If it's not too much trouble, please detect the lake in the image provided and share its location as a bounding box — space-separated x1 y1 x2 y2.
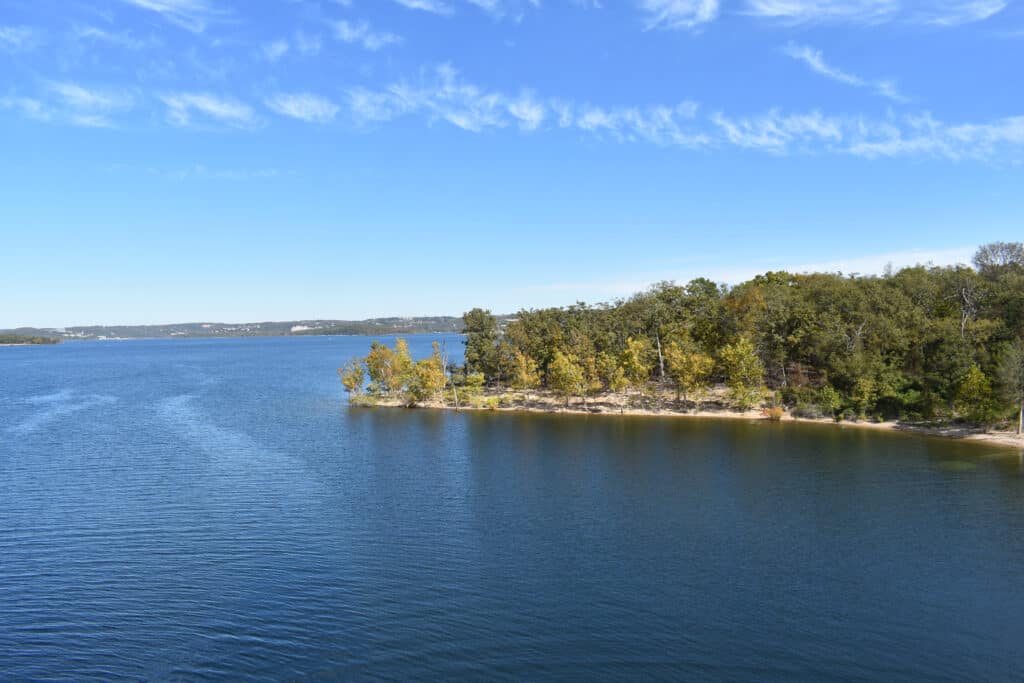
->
1 336 1023 681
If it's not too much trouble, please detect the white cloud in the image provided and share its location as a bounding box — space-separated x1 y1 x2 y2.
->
507 91 546 131
160 92 255 127
0 25 39 51
73 25 150 50
1 83 133 128
333 20 401 51
389 0 540 17
391 0 455 14
746 0 898 22
265 93 339 123
0 96 51 122
639 0 720 30
49 82 135 111
116 0 218 33
920 0 1008 25
344 64 1024 160
711 109 843 151
348 64 707 144
746 0 1007 25
782 42 909 102
262 39 289 61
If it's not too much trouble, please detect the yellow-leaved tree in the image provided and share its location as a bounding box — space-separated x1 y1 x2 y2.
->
720 336 765 410
664 337 714 408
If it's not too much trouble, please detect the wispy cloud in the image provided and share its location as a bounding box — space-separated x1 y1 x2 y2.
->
920 0 1008 25
116 0 219 33
389 0 540 17
332 20 402 51
746 0 898 23
0 25 39 51
0 82 133 128
638 0 720 30
391 0 456 14
0 96 51 122
262 39 289 61
344 64 1024 160
349 64 706 144
160 92 255 127
746 0 1007 25
782 42 909 102
72 25 151 50
265 93 339 123
49 82 135 111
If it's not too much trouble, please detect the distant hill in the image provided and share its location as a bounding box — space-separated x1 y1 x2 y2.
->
0 316 515 341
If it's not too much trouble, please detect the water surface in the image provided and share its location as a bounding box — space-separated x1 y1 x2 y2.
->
1 337 1023 681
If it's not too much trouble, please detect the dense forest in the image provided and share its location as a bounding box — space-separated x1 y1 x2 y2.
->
341 242 1024 433
0 334 60 345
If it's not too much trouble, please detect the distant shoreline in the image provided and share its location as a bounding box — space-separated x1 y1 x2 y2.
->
353 388 1024 451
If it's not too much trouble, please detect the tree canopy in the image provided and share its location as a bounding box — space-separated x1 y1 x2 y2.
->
344 243 1024 428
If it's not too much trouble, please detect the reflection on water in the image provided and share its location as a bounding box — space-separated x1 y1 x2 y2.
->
1 336 1022 681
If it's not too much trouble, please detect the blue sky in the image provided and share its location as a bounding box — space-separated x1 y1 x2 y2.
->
1 0 1023 327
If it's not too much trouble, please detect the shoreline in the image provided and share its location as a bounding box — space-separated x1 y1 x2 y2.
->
353 388 1024 451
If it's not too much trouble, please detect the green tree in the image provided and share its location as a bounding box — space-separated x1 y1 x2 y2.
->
955 364 999 427
620 336 654 401
338 357 365 396
998 338 1024 434
818 385 843 419
663 337 714 407
392 338 415 395
365 341 396 395
974 241 1024 277
720 336 765 410
548 350 585 407
509 349 541 393
463 308 499 380
402 342 446 405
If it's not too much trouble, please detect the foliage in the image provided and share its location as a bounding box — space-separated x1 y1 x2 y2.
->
0 334 59 345
408 343 447 405
955 365 1000 426
344 339 451 407
663 336 714 405
508 349 541 392
338 357 365 395
720 336 765 410
998 338 1024 433
547 350 586 407
463 308 500 379
347 242 1024 427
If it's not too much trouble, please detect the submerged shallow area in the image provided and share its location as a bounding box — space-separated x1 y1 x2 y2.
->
1 336 1023 681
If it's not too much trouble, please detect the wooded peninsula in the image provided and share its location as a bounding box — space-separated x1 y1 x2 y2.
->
340 242 1024 440
0 334 60 346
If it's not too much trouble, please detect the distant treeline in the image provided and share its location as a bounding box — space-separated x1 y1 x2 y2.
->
0 334 60 345
343 242 1024 431
3 316 506 341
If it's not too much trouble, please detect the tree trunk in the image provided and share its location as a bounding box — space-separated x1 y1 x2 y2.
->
1018 402 1022 435
656 332 665 380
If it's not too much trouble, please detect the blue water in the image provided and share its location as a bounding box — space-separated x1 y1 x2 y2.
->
1 336 1023 681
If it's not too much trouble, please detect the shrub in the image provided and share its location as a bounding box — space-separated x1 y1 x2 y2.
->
791 403 823 419
762 406 785 421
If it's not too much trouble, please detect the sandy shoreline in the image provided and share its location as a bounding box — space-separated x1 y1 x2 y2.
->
354 388 1024 451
